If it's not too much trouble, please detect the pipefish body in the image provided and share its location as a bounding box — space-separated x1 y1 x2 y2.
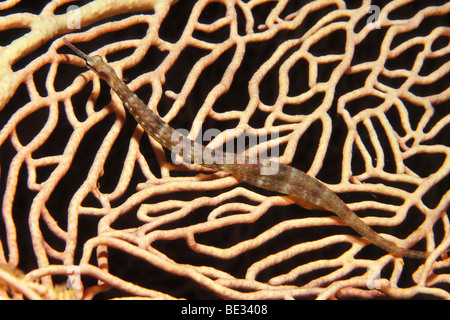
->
63 38 429 259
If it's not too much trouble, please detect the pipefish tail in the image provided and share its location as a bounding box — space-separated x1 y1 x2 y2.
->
63 38 429 259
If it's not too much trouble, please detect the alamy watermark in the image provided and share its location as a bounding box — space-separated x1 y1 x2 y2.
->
66 265 82 290
170 124 280 175
366 265 382 290
367 5 381 30
66 5 81 30
365 264 399 291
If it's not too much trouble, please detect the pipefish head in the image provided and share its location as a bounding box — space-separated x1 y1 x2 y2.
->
63 38 114 83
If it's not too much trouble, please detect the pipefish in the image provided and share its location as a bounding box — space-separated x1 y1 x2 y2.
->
63 38 429 259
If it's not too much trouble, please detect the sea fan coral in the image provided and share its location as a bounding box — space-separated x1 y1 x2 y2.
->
0 0 449 299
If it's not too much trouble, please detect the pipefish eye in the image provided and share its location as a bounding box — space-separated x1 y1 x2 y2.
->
86 56 103 68
90 55 104 64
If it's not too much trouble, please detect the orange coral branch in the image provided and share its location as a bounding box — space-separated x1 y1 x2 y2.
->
0 0 449 299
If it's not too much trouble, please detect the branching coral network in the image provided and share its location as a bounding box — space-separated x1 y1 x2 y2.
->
0 0 449 299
